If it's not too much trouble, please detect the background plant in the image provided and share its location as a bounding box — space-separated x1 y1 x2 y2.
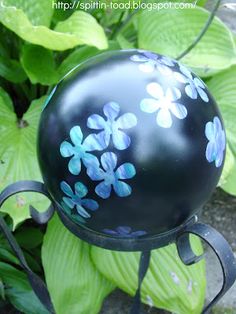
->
0 0 236 313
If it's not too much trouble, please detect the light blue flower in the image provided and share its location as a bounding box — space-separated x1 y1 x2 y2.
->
178 65 209 102
87 152 136 199
140 82 187 128
103 226 147 237
60 126 100 175
60 181 99 218
130 51 175 75
87 102 137 150
60 201 86 224
205 117 226 168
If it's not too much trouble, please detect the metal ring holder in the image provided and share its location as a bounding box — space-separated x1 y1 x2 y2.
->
0 181 236 314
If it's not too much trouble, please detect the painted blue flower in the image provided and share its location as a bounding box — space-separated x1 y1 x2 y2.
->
205 117 226 168
60 181 99 218
103 226 147 237
130 51 175 75
60 201 86 224
87 102 137 150
140 82 187 128
60 126 100 175
87 152 136 199
178 65 209 102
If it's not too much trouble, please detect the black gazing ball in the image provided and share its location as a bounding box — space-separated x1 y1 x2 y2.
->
37 50 226 246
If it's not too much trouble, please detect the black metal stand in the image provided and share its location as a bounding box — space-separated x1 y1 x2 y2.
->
0 180 236 314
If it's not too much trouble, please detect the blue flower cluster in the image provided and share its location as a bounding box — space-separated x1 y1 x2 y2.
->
60 102 137 223
130 51 209 129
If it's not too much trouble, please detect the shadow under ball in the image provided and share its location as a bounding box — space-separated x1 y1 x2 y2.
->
37 49 226 244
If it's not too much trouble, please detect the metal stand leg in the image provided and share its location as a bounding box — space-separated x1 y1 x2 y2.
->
0 181 56 313
176 222 236 313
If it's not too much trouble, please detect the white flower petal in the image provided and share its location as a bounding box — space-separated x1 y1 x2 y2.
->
146 82 163 99
156 109 172 128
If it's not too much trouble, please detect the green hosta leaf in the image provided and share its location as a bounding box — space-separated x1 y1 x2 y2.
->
91 237 206 314
21 44 59 85
0 5 108 51
42 214 115 314
0 55 27 83
0 262 49 314
54 11 107 49
117 34 135 49
58 41 120 79
207 66 236 195
2 0 53 27
137 7 236 77
0 89 49 228
58 46 100 79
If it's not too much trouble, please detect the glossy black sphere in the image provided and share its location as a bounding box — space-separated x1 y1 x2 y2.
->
37 50 226 242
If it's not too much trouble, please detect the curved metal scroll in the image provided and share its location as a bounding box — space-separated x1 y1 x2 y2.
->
176 222 236 314
0 181 56 313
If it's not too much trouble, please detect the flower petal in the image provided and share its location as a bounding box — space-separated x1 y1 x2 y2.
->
101 152 117 171
81 198 99 211
62 196 74 209
116 163 136 179
113 130 131 150
60 141 74 157
170 103 187 119
74 182 88 198
130 54 148 62
87 166 105 181
143 51 158 60
83 133 107 151
185 84 197 99
95 182 112 199
198 88 209 103
139 62 154 73
156 108 172 128
157 64 172 76
213 117 222 133
215 152 224 168
70 126 83 145
87 114 106 130
114 181 132 197
103 102 120 120
76 205 91 218
60 181 73 196
146 82 163 99
161 56 175 67
103 229 118 235
131 230 147 237
68 156 81 175
82 153 100 170
205 121 215 141
179 64 192 79
166 87 181 101
116 226 131 235
174 72 188 83
194 77 205 89
116 113 137 129
140 98 159 113
206 141 216 163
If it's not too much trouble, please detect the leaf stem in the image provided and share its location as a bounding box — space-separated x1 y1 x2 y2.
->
110 7 141 40
176 0 221 60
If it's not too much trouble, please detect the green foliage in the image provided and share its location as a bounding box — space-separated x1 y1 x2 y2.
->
0 1 236 313
91 236 205 314
21 45 59 85
0 4 108 51
0 262 49 314
42 214 115 314
137 7 236 77
0 91 49 228
207 66 236 195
